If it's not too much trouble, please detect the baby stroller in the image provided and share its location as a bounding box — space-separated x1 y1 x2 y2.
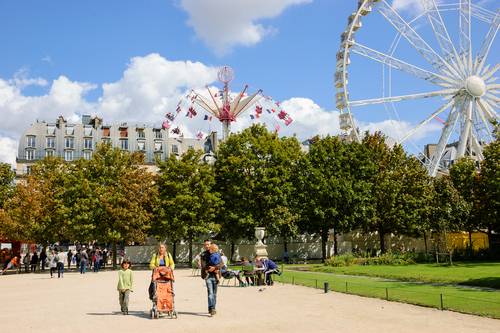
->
149 266 178 319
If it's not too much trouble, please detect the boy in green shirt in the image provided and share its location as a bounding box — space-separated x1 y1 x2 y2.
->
117 260 133 315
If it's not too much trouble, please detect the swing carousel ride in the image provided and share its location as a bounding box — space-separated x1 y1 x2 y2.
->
336 0 499 176
161 66 294 141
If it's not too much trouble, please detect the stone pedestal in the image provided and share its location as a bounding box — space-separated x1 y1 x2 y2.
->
254 227 268 258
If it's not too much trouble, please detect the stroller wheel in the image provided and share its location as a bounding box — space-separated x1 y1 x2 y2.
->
172 311 178 319
150 309 154 319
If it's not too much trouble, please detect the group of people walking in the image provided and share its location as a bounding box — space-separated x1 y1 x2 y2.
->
116 240 281 318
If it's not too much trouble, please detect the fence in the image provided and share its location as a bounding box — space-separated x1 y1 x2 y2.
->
273 270 500 319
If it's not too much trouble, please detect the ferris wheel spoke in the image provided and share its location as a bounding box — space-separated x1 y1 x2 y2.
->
421 0 461 71
474 9 500 74
480 98 499 120
348 89 456 107
398 99 454 143
475 100 494 142
483 64 500 81
429 105 461 176
471 4 497 24
351 42 456 86
378 0 461 79
459 0 472 71
456 98 473 158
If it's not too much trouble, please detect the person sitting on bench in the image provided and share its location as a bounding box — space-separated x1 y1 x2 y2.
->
255 256 281 286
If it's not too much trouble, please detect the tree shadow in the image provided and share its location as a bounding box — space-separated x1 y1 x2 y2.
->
458 277 500 290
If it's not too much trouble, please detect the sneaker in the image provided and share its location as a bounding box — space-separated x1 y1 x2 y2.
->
212 309 216 315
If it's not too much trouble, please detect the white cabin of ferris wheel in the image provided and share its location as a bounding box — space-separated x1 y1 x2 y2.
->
465 75 487 97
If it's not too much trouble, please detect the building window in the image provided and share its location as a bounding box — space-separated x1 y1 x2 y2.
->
26 165 32 175
137 129 145 139
120 139 128 150
46 137 55 149
83 151 92 160
47 125 56 135
102 137 111 145
137 141 145 151
65 137 74 149
154 129 162 139
64 150 73 161
119 128 128 138
84 138 93 149
171 144 179 154
66 126 74 135
154 151 163 161
27 135 36 148
102 127 110 137
154 142 162 152
45 150 55 158
25 150 35 160
84 126 92 137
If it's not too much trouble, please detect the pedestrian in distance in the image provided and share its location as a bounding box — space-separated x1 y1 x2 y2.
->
22 252 30 273
117 260 133 315
80 248 88 274
56 249 66 278
49 250 57 278
30 251 39 273
39 248 47 272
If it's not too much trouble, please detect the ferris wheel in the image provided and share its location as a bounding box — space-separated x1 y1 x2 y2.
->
336 0 499 176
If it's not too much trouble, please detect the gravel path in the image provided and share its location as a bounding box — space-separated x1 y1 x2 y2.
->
0 269 499 333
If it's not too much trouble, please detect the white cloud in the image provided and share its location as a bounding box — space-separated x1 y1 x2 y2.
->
98 53 218 124
0 137 17 167
359 118 442 145
9 68 48 89
392 0 424 12
180 0 312 55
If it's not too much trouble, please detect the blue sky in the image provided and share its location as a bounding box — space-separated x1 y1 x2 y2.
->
0 0 498 165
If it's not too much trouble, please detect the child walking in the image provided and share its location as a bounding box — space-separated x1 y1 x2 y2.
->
117 260 133 315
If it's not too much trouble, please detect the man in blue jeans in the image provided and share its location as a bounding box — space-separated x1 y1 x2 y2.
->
202 241 222 317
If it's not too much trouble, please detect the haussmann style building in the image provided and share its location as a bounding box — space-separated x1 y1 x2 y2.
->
16 115 216 177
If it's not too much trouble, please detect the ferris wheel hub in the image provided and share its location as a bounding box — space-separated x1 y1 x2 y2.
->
465 75 486 97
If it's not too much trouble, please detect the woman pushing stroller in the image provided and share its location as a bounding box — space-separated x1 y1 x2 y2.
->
148 243 177 319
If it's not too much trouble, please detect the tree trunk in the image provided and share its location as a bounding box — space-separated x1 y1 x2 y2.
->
333 231 338 256
230 242 235 262
487 225 493 257
112 242 117 270
423 231 428 254
321 229 328 262
172 242 177 263
468 231 473 256
378 229 386 254
188 238 193 264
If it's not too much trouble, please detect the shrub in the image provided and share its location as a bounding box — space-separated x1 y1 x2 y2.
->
325 252 417 267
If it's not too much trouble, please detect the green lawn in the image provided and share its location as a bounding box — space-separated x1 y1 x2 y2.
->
308 262 500 289
273 267 500 319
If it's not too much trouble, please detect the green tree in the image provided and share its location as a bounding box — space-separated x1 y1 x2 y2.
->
6 157 69 244
85 144 158 268
427 176 467 262
215 124 303 256
476 135 500 251
449 157 476 251
154 149 222 263
0 163 15 209
296 136 367 260
360 133 431 253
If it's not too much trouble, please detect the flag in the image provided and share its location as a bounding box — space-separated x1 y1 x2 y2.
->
162 120 171 130
271 109 276 113
274 124 281 132
278 110 287 120
166 112 175 121
266 109 271 114
285 117 293 126
250 115 255 120
255 106 263 114
276 101 281 107
204 115 209 120
196 131 204 140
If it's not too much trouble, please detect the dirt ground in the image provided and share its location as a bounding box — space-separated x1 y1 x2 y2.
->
0 269 499 333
